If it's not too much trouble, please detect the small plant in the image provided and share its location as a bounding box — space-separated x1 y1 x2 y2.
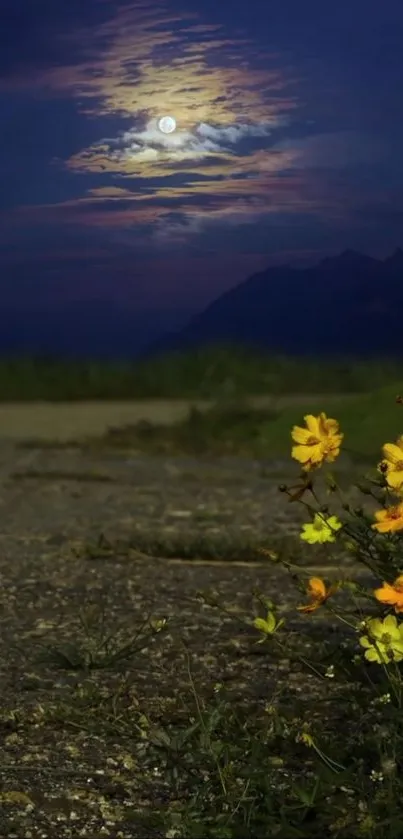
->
33 600 168 671
155 396 403 837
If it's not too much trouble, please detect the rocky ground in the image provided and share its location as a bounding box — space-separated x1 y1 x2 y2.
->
0 439 376 837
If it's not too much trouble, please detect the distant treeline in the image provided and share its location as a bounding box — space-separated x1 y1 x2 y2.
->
0 346 401 400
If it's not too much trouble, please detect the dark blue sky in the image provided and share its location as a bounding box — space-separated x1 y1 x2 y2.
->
1 0 402 327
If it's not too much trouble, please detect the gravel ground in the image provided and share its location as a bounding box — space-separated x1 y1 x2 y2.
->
0 442 376 838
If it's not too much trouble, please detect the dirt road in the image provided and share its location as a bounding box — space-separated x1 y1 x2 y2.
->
0 394 356 441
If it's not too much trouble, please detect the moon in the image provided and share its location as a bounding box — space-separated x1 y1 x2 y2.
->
158 115 176 134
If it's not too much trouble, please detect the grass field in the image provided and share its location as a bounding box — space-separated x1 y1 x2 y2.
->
1 349 403 837
12 382 403 466
0 346 402 399
99 383 403 462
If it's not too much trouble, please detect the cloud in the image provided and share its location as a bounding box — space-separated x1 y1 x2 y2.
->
84 117 276 175
197 122 273 144
0 0 297 122
273 130 387 169
3 0 397 264
87 186 134 198
1 0 309 247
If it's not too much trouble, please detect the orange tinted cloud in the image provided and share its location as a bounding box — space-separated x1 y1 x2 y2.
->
5 0 355 242
4 1 296 123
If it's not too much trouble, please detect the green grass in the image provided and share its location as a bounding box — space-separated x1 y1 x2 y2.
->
74 530 305 564
71 384 403 464
269 384 403 460
0 347 402 400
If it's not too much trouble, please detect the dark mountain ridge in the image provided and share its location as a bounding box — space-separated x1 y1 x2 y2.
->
147 248 403 358
1 248 402 360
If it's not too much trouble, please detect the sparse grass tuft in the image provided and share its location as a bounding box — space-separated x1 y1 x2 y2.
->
74 530 304 564
74 385 403 463
31 601 168 672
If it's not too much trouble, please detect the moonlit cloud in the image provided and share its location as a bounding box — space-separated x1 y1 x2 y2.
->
7 0 369 247
196 122 274 144
48 0 307 239
88 117 276 172
1 0 402 316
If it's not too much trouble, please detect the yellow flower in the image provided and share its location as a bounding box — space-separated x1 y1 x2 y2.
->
297 576 339 613
372 503 403 533
379 437 403 492
300 513 342 544
291 413 343 471
374 575 403 613
359 614 403 664
253 610 284 636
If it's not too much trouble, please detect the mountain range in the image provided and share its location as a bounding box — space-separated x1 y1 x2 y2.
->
1 248 403 359
147 248 403 358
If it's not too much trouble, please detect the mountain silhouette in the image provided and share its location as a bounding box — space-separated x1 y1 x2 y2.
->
147 249 403 357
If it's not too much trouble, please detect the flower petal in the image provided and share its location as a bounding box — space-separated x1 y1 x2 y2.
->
386 471 403 489
291 425 314 444
374 583 399 605
304 415 321 436
300 527 317 543
327 516 342 531
254 617 270 633
291 444 313 462
382 442 403 464
367 618 382 636
307 577 326 598
383 614 400 634
309 447 328 465
318 414 340 435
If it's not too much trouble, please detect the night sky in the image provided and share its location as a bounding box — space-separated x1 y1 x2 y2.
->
1 0 403 339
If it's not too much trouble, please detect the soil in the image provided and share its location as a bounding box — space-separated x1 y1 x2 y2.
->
0 440 376 838
0 394 358 441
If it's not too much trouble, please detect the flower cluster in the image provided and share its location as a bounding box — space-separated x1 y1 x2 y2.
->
255 409 403 667
291 412 343 471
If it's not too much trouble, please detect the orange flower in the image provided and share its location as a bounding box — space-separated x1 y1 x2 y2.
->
374 575 403 613
297 577 338 613
291 413 343 471
372 503 403 533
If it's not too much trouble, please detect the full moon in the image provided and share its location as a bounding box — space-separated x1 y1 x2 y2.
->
158 115 176 134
